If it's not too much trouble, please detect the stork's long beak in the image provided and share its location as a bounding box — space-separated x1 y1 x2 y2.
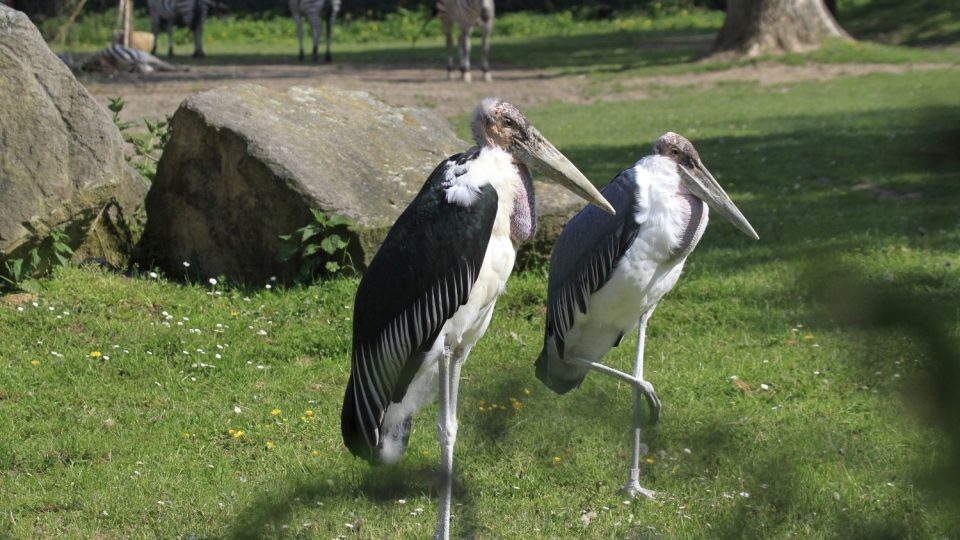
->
518 127 616 215
679 160 759 240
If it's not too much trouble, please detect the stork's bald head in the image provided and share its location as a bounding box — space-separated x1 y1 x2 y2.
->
654 132 702 171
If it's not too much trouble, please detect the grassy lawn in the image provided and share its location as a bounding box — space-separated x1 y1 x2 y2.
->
5 5 960 539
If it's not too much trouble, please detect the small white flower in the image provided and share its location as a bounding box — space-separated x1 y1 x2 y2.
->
183 262 190 268
265 284 272 290
149 271 158 279
17 306 24 312
760 384 769 391
739 491 750 498
209 278 218 286
234 405 242 414
257 329 268 336
215 353 222 359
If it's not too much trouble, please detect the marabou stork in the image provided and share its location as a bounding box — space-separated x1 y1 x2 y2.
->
341 98 615 540
535 132 758 498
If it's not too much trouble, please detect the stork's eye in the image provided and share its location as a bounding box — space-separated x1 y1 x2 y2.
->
671 148 679 156
503 117 516 128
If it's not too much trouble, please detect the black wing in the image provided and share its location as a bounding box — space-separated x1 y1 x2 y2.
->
535 167 643 392
341 150 498 463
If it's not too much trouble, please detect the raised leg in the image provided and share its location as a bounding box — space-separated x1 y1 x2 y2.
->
568 357 661 423
434 344 459 540
459 25 472 82
294 14 305 60
623 307 657 499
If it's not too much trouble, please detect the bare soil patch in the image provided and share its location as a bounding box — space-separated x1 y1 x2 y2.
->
80 60 946 125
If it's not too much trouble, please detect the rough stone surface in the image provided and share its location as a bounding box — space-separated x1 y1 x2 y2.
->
140 83 595 282
0 5 148 269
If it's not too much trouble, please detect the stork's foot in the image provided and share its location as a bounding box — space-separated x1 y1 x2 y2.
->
192 50 205 59
446 69 455 81
623 480 656 499
298 50 305 61
622 468 655 499
324 52 332 63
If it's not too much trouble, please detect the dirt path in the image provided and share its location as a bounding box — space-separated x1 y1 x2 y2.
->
81 61 948 125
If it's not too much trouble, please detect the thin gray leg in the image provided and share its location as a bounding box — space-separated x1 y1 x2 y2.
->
623 307 656 499
434 345 457 540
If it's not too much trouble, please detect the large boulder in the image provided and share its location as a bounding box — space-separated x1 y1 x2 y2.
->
0 6 148 273
140 84 593 283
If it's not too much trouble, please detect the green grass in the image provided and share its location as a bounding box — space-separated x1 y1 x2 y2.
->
3 60 960 537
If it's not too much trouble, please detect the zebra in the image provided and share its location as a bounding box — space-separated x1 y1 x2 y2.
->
147 0 209 58
437 0 495 82
289 0 341 63
81 43 179 73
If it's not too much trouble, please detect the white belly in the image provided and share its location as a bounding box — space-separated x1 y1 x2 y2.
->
561 222 692 363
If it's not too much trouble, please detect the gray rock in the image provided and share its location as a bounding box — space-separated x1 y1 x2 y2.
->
140 83 592 283
0 5 148 271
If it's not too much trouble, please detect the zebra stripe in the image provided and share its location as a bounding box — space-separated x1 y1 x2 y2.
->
81 44 178 73
147 0 208 58
437 0 495 82
289 0 342 62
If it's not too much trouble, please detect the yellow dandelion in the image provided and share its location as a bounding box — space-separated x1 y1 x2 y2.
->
645 457 655 465
311 450 321 457
553 456 562 464
89 351 102 358
522 388 531 396
304 410 314 418
479 406 487 412
232 430 245 439
803 334 814 340
228 428 237 436
265 441 275 450
511 401 522 411
229 311 241 317
271 409 282 416
30 359 40 366
182 432 191 439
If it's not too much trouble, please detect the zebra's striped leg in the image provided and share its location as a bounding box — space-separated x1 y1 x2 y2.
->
480 20 492 82
443 20 455 80
324 11 335 63
192 23 205 58
294 14 305 60
309 12 321 62
458 25 472 83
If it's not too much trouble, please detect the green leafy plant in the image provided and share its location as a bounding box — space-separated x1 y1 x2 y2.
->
278 210 355 280
108 97 172 182
1 230 75 293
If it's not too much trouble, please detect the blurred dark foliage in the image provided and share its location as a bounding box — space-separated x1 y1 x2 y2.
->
805 258 960 522
19 0 726 19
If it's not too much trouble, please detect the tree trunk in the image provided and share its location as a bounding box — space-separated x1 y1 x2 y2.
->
713 0 850 56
